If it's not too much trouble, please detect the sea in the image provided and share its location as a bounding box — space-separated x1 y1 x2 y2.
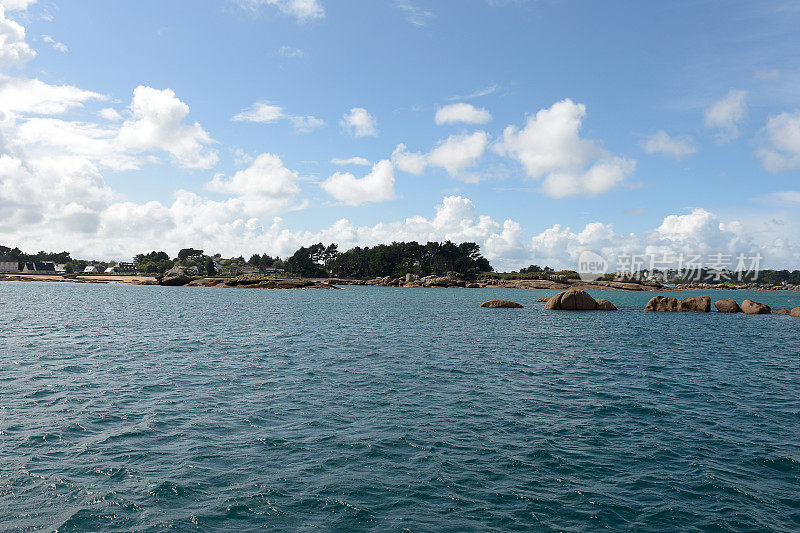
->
1 282 799 531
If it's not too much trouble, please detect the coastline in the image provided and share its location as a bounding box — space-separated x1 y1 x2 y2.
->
2 272 798 291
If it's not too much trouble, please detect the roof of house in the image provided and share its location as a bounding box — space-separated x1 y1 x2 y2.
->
0 255 17 262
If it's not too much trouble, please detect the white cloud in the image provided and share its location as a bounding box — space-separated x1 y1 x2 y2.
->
278 45 304 58
340 107 377 137
762 190 800 206
435 102 491 125
98 107 122 121
641 130 697 160
42 35 67 53
117 86 218 169
0 76 105 114
0 6 35 69
391 143 428 175
704 89 747 143
5 85 216 171
428 131 489 179
237 0 324 21
0 1 37 10
755 110 800 172
233 101 323 133
320 159 395 205
289 114 324 133
233 101 285 123
494 99 635 198
395 0 434 26
447 84 500 101
331 156 370 166
205 153 301 215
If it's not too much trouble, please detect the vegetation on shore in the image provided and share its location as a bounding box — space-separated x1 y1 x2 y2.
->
4 243 800 287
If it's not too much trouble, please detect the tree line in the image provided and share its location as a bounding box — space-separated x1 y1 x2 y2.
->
287 241 493 278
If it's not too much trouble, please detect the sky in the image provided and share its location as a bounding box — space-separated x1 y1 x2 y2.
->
1 0 800 271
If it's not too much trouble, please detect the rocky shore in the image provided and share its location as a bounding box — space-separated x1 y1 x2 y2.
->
327 273 665 291
153 266 338 289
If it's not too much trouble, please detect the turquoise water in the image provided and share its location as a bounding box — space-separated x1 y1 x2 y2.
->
1 282 800 531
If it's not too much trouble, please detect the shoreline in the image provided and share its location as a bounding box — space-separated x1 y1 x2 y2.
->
2 272 798 291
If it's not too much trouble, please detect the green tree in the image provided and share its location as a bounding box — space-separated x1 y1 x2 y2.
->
205 257 216 276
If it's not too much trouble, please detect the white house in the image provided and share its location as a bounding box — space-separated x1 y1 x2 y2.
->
84 265 100 273
0 255 18 273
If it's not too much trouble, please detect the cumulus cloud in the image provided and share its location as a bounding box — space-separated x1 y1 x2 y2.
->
233 101 285 123
755 110 800 172
391 143 428 175
340 107 377 137
42 35 67 53
641 130 697 160
289 114 324 133
704 89 747 143
0 76 105 114
233 101 323 133
428 131 489 179
0 1 37 10
116 86 218 169
236 0 324 21
494 99 635 198
390 132 490 181
0 5 35 69
98 107 122 121
320 159 395 205
206 153 300 200
435 102 491 125
331 156 370 166
2 84 216 171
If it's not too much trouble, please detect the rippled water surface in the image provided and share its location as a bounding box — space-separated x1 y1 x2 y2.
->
1 282 800 531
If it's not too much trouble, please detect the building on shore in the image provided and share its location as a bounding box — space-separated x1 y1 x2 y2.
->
83 265 100 274
103 262 139 274
0 255 19 273
261 267 286 276
22 262 56 273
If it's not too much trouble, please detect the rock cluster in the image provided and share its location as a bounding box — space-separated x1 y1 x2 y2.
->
714 300 741 313
645 296 791 316
544 289 615 310
741 299 771 314
480 300 524 308
157 266 192 286
645 295 711 312
157 269 337 290
644 296 681 312
596 298 618 311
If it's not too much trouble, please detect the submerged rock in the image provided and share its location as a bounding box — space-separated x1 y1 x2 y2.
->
480 299 524 308
774 308 791 314
679 295 711 312
595 298 617 311
645 295 680 312
742 299 771 314
545 289 598 310
715 300 741 313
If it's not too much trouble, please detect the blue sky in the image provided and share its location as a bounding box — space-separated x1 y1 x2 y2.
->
2 0 800 269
